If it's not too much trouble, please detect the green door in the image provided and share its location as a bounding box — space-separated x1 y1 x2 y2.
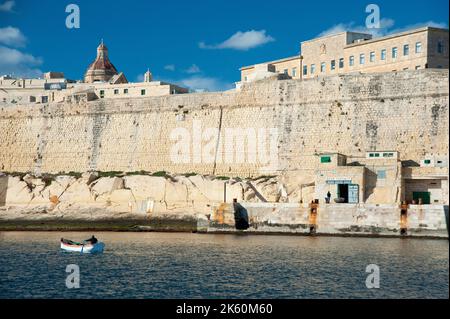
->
412 192 430 204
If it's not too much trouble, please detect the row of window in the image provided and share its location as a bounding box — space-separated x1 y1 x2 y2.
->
282 67 297 77
303 42 428 75
99 88 146 98
368 152 395 158
29 96 48 103
423 159 444 165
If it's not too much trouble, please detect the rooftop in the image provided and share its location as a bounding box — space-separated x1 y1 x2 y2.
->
240 26 449 71
240 55 301 71
300 30 372 45
345 26 449 48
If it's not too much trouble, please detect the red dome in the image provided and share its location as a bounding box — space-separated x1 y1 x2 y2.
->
84 41 118 83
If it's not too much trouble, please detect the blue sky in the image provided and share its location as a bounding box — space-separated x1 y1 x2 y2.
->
0 0 448 91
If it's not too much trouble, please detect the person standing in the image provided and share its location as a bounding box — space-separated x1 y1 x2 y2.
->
325 191 331 203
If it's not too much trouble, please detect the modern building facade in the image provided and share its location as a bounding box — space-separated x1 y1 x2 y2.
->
240 27 449 82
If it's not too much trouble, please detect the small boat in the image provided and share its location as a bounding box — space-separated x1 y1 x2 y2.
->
60 238 105 254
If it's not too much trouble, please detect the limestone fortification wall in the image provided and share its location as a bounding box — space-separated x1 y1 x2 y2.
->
0 69 448 177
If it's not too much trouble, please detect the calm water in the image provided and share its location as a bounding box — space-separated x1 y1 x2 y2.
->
0 231 448 299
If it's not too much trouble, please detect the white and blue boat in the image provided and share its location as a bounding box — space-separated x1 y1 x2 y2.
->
60 238 105 253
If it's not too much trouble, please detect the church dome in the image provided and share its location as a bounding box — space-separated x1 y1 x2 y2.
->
84 41 118 83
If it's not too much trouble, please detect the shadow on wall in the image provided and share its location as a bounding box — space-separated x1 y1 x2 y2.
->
401 160 420 167
364 169 378 202
233 200 249 230
0 176 7 206
444 205 449 237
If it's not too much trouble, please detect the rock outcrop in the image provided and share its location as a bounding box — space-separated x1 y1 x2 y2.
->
0 172 311 223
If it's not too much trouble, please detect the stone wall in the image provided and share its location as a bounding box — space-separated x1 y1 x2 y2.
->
1 172 446 237
0 69 448 178
208 202 449 238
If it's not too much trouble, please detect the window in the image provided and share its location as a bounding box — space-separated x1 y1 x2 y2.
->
292 67 297 77
114 89 119 95
176 113 185 121
321 156 331 163
359 53 365 65
303 65 308 76
244 76 247 82
424 159 431 164
311 64 316 74
283 69 288 75
383 152 394 157
415 42 422 53
392 47 398 59
320 62 326 73
415 65 421 70
349 55 354 66
124 88 128 94
437 41 444 53
331 60 336 70
403 44 409 56
99 90 104 98
339 58 344 68
141 89 146 96
370 51 375 62
377 170 386 179
381 49 386 60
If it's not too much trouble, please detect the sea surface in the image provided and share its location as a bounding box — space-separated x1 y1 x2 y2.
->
0 231 448 299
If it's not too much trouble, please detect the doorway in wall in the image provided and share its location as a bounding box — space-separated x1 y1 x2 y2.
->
337 184 349 203
412 192 431 204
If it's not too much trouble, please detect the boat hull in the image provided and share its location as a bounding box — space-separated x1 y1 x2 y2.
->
60 242 105 253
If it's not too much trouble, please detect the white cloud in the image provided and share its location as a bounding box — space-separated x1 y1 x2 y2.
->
179 76 233 92
388 21 448 35
0 45 43 78
317 19 447 39
0 26 26 47
199 30 275 51
164 64 175 71
0 26 44 78
185 64 201 74
317 18 395 38
0 1 15 12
